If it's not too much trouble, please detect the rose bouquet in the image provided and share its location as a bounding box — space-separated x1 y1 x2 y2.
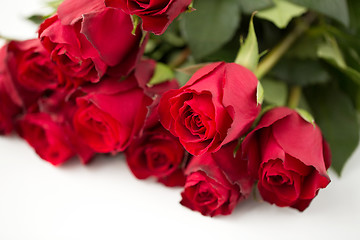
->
0 0 359 217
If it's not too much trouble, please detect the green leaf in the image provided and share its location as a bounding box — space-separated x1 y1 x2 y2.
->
348 0 360 32
286 30 324 59
180 0 241 60
317 35 360 85
256 82 264 105
239 0 274 14
27 15 46 25
235 14 259 72
306 86 359 175
288 0 349 26
147 63 175 86
295 108 315 126
256 0 307 29
271 58 330 86
317 35 346 68
261 78 288 106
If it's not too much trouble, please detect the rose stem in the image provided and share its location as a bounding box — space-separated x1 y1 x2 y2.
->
287 86 302 109
255 13 317 79
169 47 191 68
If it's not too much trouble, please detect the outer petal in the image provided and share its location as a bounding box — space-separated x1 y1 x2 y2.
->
81 77 152 150
183 62 224 87
58 0 106 25
322 138 332 170
212 141 254 196
158 168 186 187
158 89 181 132
105 0 128 11
141 15 170 35
81 8 143 69
17 113 75 166
252 107 294 132
272 110 329 178
242 107 295 177
222 64 260 144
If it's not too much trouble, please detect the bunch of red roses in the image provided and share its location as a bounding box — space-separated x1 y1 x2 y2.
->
0 0 331 217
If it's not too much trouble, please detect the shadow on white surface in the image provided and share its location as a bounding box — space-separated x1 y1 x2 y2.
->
1 135 360 240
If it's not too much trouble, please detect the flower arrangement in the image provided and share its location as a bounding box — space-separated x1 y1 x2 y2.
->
1 0 359 217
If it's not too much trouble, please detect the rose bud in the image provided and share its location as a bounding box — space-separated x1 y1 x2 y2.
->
126 124 186 187
105 0 192 35
180 142 253 217
16 90 94 166
39 0 146 83
73 76 152 153
242 107 331 211
158 62 261 156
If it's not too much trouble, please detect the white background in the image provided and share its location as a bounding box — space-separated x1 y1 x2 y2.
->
1 1 360 239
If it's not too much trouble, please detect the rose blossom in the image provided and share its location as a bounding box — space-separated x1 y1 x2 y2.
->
0 39 61 134
105 0 192 35
17 90 94 165
124 59 184 186
158 61 261 156
73 76 152 153
241 107 331 211
39 0 145 83
18 113 76 165
180 142 253 216
126 124 186 187
6 39 60 91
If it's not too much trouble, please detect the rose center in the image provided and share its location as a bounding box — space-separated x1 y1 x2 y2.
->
268 175 285 185
143 147 173 173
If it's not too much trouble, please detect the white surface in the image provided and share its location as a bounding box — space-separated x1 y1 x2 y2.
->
1 1 360 239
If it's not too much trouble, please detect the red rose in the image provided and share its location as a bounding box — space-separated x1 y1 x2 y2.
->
180 142 253 216
105 0 192 35
242 107 331 211
126 124 186 187
6 39 60 92
159 62 260 156
73 76 152 153
39 0 145 83
0 38 59 134
17 113 76 166
0 44 23 134
17 90 94 165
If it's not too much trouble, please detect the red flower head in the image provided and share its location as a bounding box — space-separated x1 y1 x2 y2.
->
39 0 146 84
242 107 331 211
159 62 261 156
181 142 253 216
105 0 192 35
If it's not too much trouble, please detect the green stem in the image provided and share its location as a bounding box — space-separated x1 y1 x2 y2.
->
168 47 191 68
254 13 316 79
287 86 302 109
